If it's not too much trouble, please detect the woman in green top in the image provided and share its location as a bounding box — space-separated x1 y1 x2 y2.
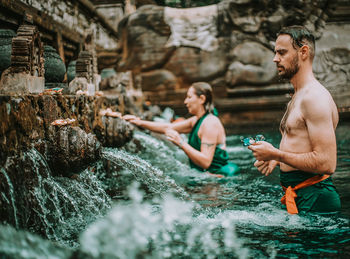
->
123 82 239 176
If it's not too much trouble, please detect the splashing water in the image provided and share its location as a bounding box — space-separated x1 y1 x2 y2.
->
102 147 190 200
80 182 249 259
0 224 72 259
0 167 19 229
2 148 112 248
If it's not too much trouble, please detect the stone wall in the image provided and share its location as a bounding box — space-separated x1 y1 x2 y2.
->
18 0 120 49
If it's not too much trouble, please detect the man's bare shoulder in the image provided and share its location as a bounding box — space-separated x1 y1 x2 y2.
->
300 82 338 121
300 81 331 102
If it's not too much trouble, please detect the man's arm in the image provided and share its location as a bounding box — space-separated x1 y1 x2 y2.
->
279 94 337 173
249 95 337 174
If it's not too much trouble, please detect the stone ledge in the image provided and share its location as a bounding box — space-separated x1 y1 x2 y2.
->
0 94 135 166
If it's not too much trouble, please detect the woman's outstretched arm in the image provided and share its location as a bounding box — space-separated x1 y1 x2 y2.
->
123 114 195 134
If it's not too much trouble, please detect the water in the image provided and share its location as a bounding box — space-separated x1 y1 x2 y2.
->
0 167 19 229
0 123 349 258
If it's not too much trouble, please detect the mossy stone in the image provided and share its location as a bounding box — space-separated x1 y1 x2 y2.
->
101 68 116 80
67 60 76 83
0 29 16 76
44 45 66 84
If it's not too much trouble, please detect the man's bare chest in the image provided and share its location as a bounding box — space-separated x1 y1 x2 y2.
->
285 108 306 132
280 98 306 133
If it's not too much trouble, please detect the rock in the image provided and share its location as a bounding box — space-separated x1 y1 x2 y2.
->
117 5 173 71
141 69 178 92
0 70 44 94
164 44 228 83
68 77 88 94
94 116 134 148
225 41 276 86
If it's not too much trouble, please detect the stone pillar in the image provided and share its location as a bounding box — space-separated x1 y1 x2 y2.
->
84 29 100 92
0 25 44 94
68 50 95 95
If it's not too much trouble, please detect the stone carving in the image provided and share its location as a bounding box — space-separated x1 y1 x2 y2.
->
225 41 276 86
117 5 173 71
141 69 178 92
76 51 94 83
164 5 219 51
10 25 44 77
68 51 94 94
94 116 134 148
314 48 350 92
0 94 139 165
84 30 101 90
46 125 101 177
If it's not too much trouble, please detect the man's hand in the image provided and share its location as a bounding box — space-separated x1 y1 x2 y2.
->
248 141 279 161
254 160 279 176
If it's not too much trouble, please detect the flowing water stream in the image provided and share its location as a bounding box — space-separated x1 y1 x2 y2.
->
0 123 349 258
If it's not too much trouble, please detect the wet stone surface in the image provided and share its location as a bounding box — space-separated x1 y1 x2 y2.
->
0 94 136 172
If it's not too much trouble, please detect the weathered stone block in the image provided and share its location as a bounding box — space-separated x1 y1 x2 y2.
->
0 71 44 94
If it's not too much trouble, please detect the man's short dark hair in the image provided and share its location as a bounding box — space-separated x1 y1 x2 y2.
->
277 25 315 60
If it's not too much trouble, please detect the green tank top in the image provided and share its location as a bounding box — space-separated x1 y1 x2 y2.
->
188 112 230 174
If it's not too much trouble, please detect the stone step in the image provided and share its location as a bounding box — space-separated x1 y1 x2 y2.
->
215 95 290 112
226 83 293 97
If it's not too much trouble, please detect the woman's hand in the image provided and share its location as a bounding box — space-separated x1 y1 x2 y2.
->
165 128 183 147
122 114 142 126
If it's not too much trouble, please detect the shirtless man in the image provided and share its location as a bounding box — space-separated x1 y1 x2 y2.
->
248 26 341 214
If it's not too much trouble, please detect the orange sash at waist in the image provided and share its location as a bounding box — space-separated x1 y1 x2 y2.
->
281 174 330 214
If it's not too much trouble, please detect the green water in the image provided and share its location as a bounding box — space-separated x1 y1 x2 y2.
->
0 123 349 258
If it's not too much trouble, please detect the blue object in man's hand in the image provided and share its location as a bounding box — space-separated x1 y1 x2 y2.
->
240 135 265 146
